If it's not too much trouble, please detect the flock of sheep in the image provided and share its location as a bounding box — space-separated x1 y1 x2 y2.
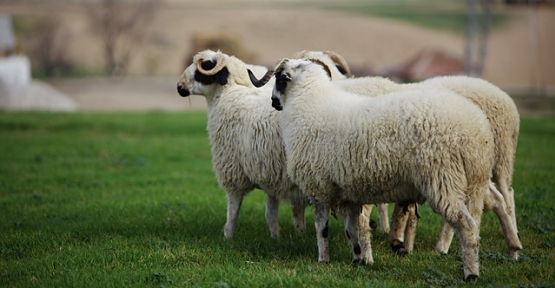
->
176 49 522 281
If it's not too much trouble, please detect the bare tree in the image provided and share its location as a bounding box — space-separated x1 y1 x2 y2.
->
27 17 74 77
87 0 158 77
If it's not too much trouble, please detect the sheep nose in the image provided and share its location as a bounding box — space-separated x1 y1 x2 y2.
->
177 83 190 97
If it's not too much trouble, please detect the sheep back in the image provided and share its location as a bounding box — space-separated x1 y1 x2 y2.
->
282 86 494 208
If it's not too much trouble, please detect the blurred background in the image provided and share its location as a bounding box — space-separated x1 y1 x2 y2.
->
0 0 553 114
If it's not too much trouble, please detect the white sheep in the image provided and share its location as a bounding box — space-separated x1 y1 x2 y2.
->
296 50 521 257
292 51 391 235
176 50 310 239
332 74 522 258
250 58 495 281
422 75 521 257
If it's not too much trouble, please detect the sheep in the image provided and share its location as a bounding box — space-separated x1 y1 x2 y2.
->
331 74 522 259
422 75 521 257
292 50 391 235
176 50 310 239
249 58 495 281
294 50 521 258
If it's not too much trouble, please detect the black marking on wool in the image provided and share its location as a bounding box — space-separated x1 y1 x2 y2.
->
275 72 290 94
322 221 329 238
345 230 351 240
390 239 404 252
353 243 361 255
271 98 283 111
194 66 230 86
401 202 412 214
401 201 420 218
465 275 479 282
390 239 408 256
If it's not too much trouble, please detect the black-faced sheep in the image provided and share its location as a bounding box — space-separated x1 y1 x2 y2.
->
250 58 495 281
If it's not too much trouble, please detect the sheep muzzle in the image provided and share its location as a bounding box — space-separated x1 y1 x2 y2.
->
177 83 190 97
271 97 283 111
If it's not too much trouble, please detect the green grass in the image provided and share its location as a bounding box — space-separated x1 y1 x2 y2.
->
1 111 554 287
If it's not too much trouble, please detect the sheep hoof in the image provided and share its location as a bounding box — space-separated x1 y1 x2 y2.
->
318 260 330 264
395 247 408 257
390 239 405 254
509 249 520 260
464 274 479 282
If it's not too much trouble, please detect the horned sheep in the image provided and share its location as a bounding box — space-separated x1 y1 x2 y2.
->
176 49 310 239
250 58 495 281
293 50 391 235
295 51 522 259
333 74 522 259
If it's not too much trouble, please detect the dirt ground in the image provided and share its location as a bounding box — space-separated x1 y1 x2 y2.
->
1 1 554 112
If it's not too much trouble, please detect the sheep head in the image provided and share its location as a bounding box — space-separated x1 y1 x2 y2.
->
176 50 231 97
292 50 352 79
248 58 332 111
193 51 230 86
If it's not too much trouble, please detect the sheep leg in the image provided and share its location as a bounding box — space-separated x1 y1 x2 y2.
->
488 182 522 259
498 179 519 245
444 194 483 281
377 203 390 233
496 176 518 233
402 203 418 253
435 223 455 255
314 201 330 263
291 203 306 232
343 204 365 264
456 206 482 281
265 195 280 238
389 203 409 255
224 193 244 239
358 204 374 264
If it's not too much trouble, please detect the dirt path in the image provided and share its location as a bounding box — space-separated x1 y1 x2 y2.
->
2 1 554 112
48 77 207 111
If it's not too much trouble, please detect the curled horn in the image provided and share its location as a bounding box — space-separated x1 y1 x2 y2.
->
324 50 352 77
196 54 226 76
292 50 309 59
308 58 332 80
248 59 288 88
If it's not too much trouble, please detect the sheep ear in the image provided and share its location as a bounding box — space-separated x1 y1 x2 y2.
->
216 67 229 85
276 72 291 82
282 73 291 81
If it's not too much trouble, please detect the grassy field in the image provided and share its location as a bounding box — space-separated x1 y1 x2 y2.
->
1 111 554 287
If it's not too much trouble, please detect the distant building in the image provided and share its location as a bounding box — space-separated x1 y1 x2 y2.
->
381 48 466 82
0 14 76 111
0 14 31 102
0 14 15 56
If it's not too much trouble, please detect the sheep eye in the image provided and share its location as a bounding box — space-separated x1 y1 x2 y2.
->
277 73 291 82
276 75 289 93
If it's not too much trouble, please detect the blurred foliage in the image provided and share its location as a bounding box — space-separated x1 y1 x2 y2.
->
11 15 78 78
